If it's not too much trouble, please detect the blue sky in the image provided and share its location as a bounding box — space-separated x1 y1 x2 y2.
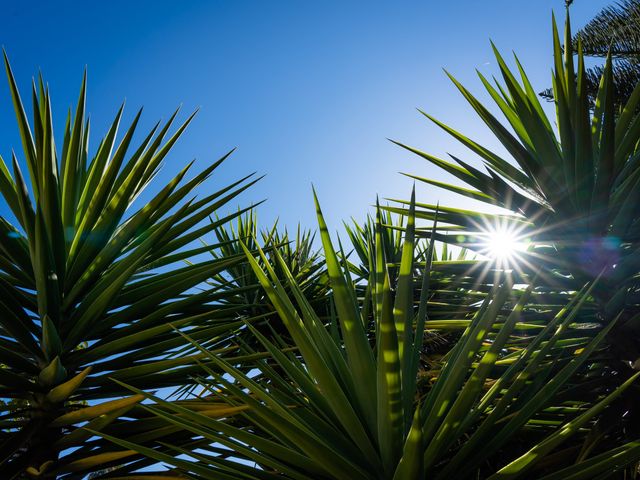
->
0 0 608 234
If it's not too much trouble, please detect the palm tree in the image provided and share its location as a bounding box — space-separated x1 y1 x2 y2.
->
0 54 260 478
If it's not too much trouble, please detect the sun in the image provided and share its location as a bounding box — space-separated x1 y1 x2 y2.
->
481 227 528 263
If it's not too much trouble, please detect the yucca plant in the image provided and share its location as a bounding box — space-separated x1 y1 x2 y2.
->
345 207 419 282
393 13 640 360
345 209 482 362
207 211 327 314
202 212 329 354
96 191 640 479
385 12 640 469
344 209 499 326
0 55 260 478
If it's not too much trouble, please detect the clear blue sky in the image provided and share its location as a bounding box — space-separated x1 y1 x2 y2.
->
0 0 608 234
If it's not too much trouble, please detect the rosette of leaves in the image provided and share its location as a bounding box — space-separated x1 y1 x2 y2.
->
0 54 259 478
393 14 640 360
